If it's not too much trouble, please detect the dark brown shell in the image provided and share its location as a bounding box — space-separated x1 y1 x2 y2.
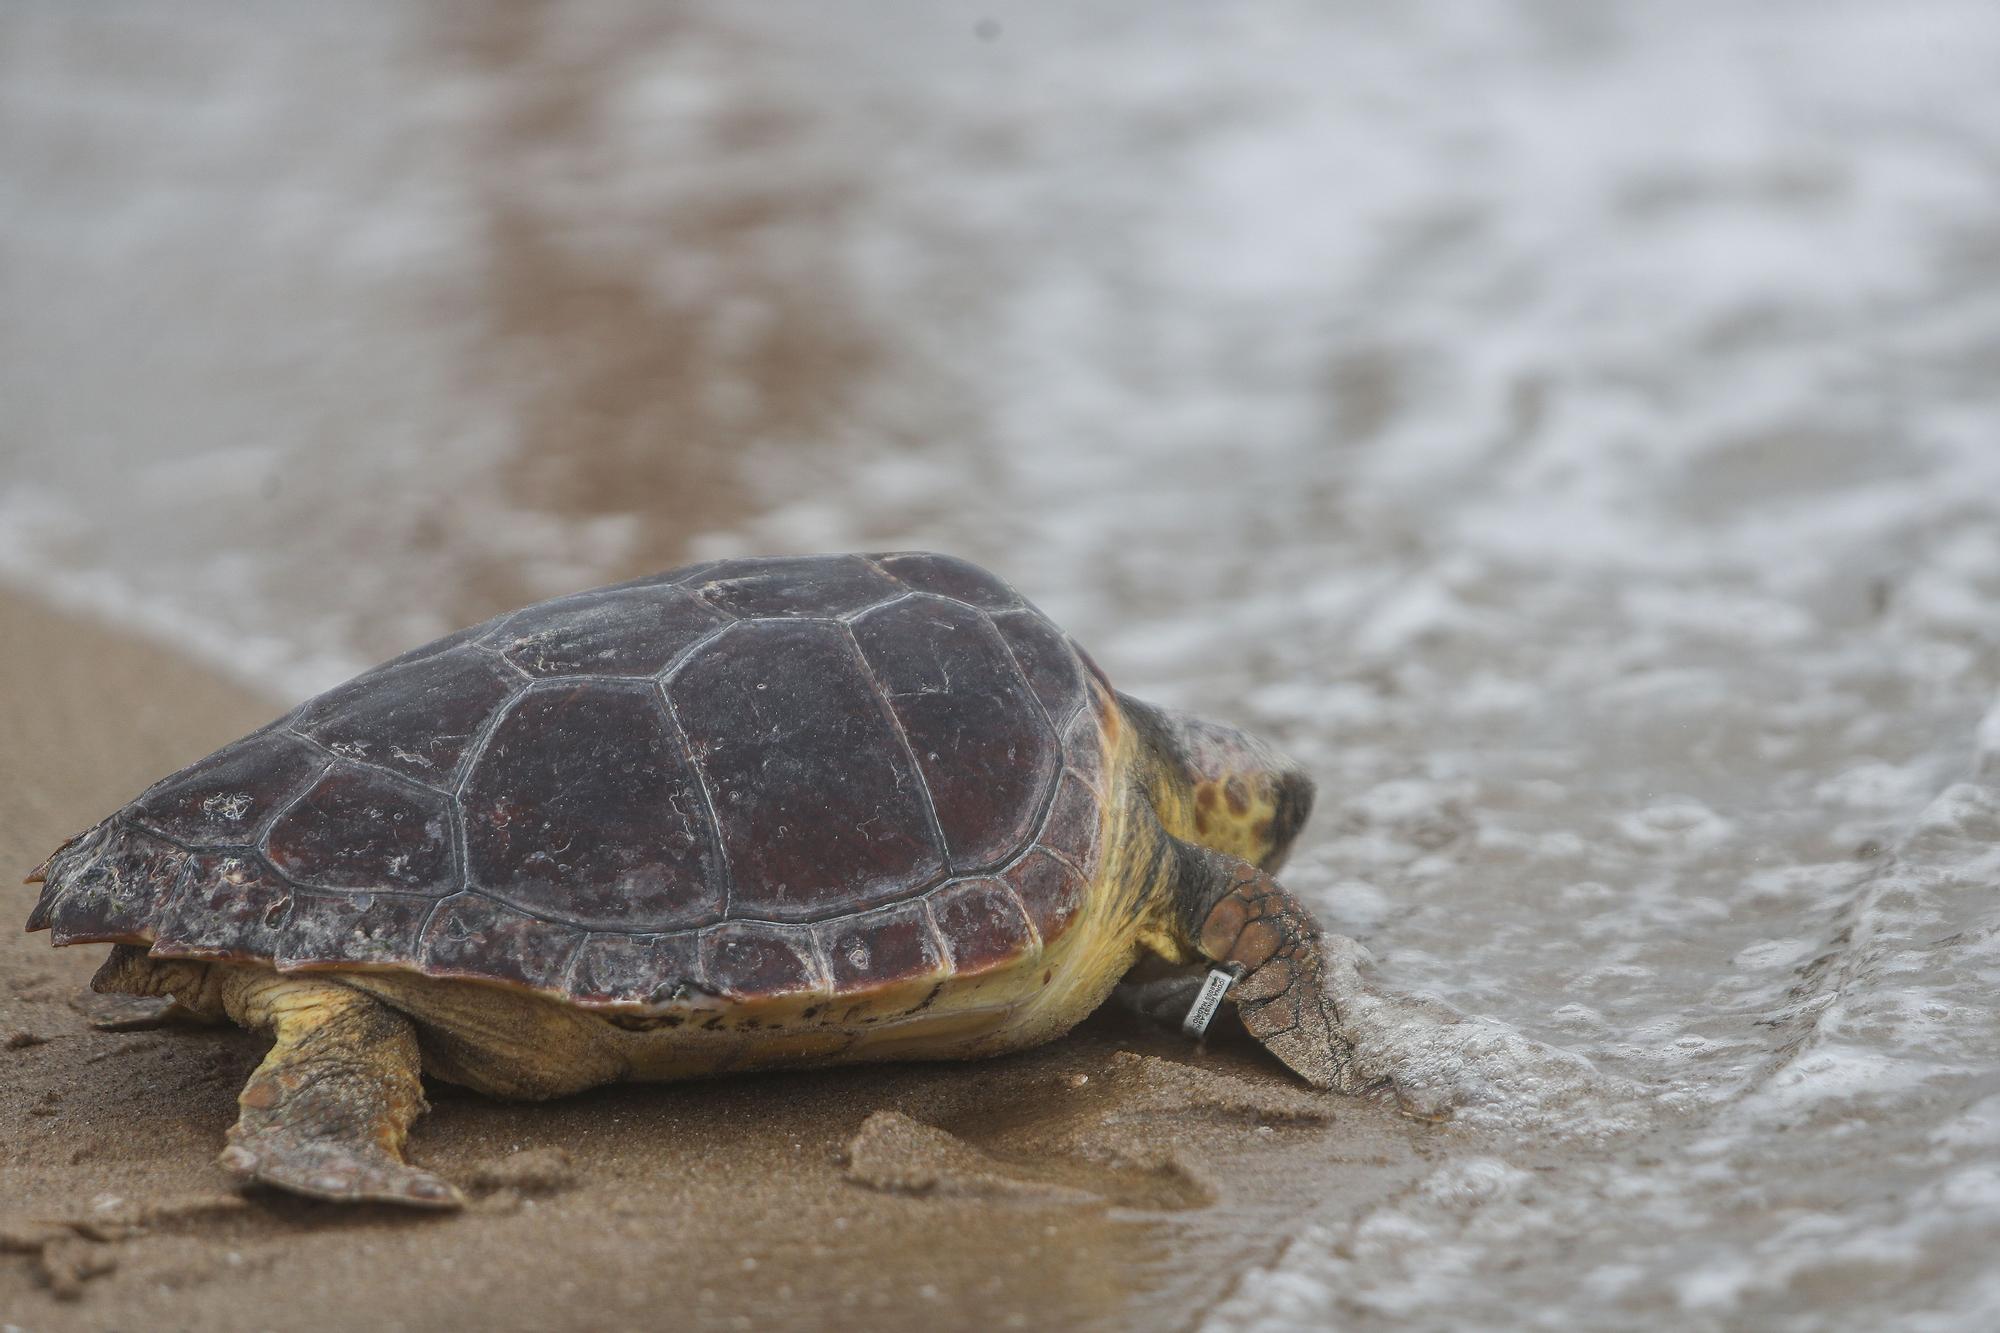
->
27 553 1114 1008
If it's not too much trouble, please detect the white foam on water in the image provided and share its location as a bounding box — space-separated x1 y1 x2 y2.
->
1318 935 1648 1139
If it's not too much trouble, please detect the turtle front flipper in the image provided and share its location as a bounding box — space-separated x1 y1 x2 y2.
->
214 971 463 1209
1174 845 1364 1094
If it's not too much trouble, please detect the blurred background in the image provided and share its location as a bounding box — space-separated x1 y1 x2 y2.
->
5 1 2000 1327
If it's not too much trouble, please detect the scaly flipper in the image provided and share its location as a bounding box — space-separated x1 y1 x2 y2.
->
1174 844 1365 1094
87 945 228 1031
214 971 463 1209
89 997 218 1032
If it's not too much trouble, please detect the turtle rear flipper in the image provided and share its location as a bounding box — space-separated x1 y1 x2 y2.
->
87 997 216 1032
213 971 462 1209
85 944 227 1029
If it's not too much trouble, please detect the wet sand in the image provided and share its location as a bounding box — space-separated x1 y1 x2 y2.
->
0 587 1438 1330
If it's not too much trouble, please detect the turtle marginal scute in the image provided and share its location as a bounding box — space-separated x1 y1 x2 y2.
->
25 824 108 930
990 608 1091 733
926 877 1038 975
1004 847 1087 945
151 853 294 961
568 931 707 1008
39 824 189 947
699 921 826 1002
420 894 583 994
278 890 438 971
1037 772 1104 881
816 901 947 994
1062 707 1110 800
24 825 95 888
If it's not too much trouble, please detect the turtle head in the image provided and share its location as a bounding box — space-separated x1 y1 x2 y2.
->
1120 696 1315 873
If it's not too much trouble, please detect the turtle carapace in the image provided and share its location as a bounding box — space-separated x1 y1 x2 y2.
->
26 552 1348 1207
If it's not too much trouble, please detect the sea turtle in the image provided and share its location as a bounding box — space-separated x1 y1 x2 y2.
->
25 552 1350 1208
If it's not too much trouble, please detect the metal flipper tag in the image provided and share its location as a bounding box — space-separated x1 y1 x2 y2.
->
1182 966 1241 1039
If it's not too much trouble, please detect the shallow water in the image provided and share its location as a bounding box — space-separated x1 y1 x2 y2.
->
5 1 2000 1326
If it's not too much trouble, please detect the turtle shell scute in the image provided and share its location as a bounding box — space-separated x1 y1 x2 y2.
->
296 647 518 785
343 618 499 682
690 554 902 620
129 729 327 847
462 682 722 931
263 764 456 894
420 894 582 994
876 552 1025 611
152 853 294 960
927 877 1037 975
700 922 825 1002
488 583 728 678
37 823 190 946
1063 708 1110 800
817 901 946 994
280 890 440 971
1038 773 1103 879
849 594 1059 873
1004 848 1087 943
569 931 707 1007
669 619 945 922
990 608 1092 731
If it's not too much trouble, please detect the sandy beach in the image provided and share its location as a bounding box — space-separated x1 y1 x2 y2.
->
0 588 1446 1330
